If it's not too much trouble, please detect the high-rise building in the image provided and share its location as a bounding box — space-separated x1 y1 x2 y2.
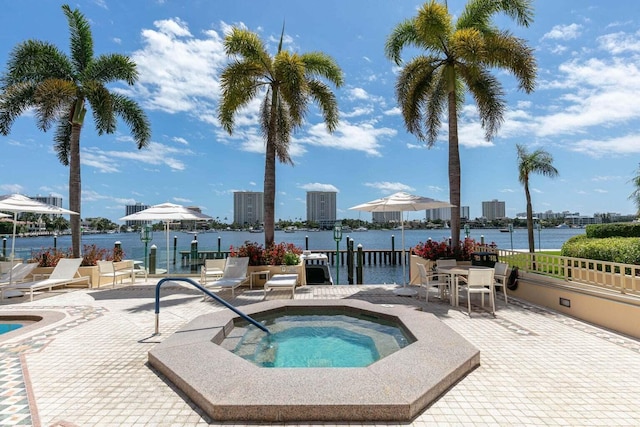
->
372 211 401 224
306 191 336 228
233 192 264 226
125 202 150 227
30 195 63 219
425 206 470 221
482 199 506 220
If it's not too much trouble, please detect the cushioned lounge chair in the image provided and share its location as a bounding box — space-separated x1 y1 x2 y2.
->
204 257 249 298
1 258 89 301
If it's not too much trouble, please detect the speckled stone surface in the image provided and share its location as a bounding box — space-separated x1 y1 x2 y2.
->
149 299 480 422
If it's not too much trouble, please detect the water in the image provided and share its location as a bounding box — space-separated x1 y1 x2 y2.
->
233 314 410 368
3 227 585 284
0 323 23 334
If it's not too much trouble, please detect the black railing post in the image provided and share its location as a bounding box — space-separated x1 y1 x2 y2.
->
347 238 354 285
391 235 395 265
149 245 157 274
173 236 177 265
190 238 198 273
356 244 364 284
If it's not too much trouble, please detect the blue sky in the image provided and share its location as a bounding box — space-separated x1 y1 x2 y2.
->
1 0 639 223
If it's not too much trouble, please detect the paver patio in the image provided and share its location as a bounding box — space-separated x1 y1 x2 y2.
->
1 280 639 426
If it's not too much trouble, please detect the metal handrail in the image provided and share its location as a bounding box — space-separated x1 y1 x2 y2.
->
154 277 270 335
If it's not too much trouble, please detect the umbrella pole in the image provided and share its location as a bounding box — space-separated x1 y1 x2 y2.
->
393 212 416 296
165 221 170 275
9 212 17 285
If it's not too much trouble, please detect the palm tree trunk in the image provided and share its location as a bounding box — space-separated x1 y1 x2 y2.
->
263 90 279 248
69 123 82 258
525 181 535 253
447 91 461 250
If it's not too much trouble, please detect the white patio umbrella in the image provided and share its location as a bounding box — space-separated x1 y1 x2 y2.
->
0 194 78 285
120 202 212 274
350 191 454 295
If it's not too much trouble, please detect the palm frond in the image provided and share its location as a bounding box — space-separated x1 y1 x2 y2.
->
274 51 308 128
300 52 344 87
395 56 442 142
425 69 448 146
111 93 151 148
62 4 93 73
219 60 264 133
2 41 73 87
450 28 486 64
54 119 72 166
0 82 37 135
458 64 505 140
224 28 272 72
274 101 293 165
415 1 453 50
384 20 421 65
86 54 138 85
307 80 340 132
458 0 533 31
484 31 536 93
86 83 116 135
33 78 76 131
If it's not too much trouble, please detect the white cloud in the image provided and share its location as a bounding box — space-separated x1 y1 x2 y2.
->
298 183 339 192
131 18 227 115
364 182 415 193
542 23 583 41
597 30 640 54
342 106 374 118
567 134 640 157
383 107 401 116
172 137 189 145
81 141 193 173
300 121 395 157
0 184 24 194
173 197 192 203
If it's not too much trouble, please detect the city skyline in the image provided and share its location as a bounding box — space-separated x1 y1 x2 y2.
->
1 1 639 223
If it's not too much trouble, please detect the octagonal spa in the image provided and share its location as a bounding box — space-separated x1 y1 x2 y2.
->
148 299 479 422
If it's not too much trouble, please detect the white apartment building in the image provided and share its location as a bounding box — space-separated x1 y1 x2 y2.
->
306 191 336 228
233 191 264 226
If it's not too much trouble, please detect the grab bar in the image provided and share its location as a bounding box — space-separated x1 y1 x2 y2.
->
154 277 269 335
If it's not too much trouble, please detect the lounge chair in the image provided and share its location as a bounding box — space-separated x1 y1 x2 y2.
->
1 258 90 301
204 257 249 298
0 263 39 285
200 258 226 285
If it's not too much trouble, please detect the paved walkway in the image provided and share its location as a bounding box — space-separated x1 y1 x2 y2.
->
1 280 639 426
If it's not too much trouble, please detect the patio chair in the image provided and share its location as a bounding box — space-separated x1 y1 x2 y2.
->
416 263 448 302
493 262 509 304
204 257 249 298
97 260 133 288
200 258 226 285
1 258 89 301
458 268 495 317
435 258 457 287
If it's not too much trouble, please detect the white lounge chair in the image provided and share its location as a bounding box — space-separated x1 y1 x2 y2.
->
204 257 249 298
416 263 448 302
0 263 39 285
200 258 226 285
1 258 89 301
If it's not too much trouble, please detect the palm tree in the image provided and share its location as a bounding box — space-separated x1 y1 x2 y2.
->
385 0 536 249
218 27 343 247
628 163 640 217
0 4 150 257
517 144 558 253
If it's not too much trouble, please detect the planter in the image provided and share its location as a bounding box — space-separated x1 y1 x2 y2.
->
30 265 97 288
247 264 306 287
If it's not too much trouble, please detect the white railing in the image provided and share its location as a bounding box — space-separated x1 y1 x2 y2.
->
495 248 640 296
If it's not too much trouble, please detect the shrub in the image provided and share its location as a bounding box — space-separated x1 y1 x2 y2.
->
412 238 495 261
585 222 640 238
30 244 125 267
229 241 303 266
561 235 640 264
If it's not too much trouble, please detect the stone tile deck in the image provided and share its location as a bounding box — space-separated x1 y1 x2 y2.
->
1 280 639 426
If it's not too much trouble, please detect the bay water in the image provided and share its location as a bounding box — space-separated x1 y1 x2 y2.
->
4 227 584 285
